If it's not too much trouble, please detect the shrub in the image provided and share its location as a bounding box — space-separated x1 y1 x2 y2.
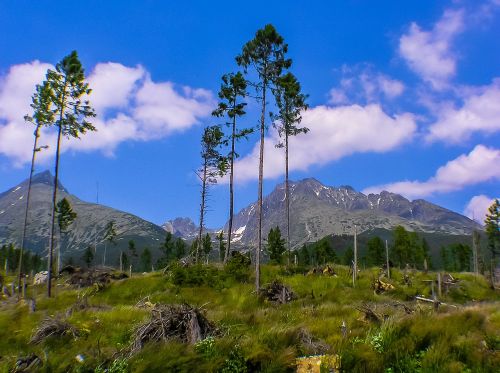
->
224 252 251 283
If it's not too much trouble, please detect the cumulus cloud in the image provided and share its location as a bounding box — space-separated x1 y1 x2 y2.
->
0 60 214 166
363 145 500 199
231 104 416 183
399 9 464 89
426 79 500 143
329 65 404 104
464 194 497 224
87 62 145 112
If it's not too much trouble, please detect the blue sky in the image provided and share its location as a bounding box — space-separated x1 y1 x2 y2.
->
0 0 499 228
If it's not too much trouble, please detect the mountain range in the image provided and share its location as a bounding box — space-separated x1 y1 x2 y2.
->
0 171 166 264
0 172 480 263
225 178 480 247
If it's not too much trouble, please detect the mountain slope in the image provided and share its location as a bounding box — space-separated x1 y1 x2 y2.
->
226 178 481 247
0 171 166 263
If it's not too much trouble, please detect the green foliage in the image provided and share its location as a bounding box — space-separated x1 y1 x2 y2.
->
224 251 251 283
272 72 309 145
156 232 186 268
217 231 225 262
297 244 310 266
366 236 385 266
342 246 354 265
202 233 212 259
140 248 152 272
82 246 94 268
266 226 286 264
391 226 430 269
95 358 129 373
0 243 45 274
56 197 77 233
44 50 96 137
220 347 247 373
311 237 337 265
104 221 117 245
236 24 291 83
128 240 137 257
440 243 472 271
1 263 499 372
194 336 217 359
485 199 500 260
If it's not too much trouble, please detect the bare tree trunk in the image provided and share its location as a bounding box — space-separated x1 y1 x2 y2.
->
285 131 290 265
18 124 42 294
256 78 267 292
103 242 107 267
197 159 208 263
57 237 61 274
225 112 237 264
47 124 63 297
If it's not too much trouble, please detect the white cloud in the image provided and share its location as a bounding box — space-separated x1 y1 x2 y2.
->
0 61 53 121
426 78 500 143
399 9 464 89
133 78 214 139
328 66 405 104
464 194 497 224
231 104 416 183
87 62 145 113
377 75 405 99
0 60 214 166
363 145 500 199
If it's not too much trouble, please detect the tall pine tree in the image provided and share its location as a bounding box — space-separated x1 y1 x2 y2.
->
41 51 96 296
197 125 226 262
237 24 291 290
272 72 308 264
212 72 252 263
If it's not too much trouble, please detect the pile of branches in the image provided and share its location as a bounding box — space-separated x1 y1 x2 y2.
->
30 317 80 344
297 328 330 355
129 304 217 354
306 265 336 276
373 278 395 294
66 269 127 289
356 304 382 324
259 280 296 304
13 354 42 372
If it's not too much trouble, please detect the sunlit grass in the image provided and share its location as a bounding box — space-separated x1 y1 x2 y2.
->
0 264 498 372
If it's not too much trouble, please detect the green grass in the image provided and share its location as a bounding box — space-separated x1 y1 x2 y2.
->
0 265 499 372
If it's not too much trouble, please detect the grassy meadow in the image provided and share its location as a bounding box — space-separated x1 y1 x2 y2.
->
0 264 499 372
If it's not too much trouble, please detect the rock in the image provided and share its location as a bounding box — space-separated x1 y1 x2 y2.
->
33 271 48 285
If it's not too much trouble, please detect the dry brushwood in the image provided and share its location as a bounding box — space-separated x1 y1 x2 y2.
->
30 317 80 344
373 278 395 294
13 354 42 372
297 328 330 355
356 304 381 323
129 304 217 354
391 302 414 314
259 280 296 304
66 269 126 289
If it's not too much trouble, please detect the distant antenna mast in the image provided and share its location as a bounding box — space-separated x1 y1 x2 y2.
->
353 225 358 287
385 239 390 279
94 181 99 255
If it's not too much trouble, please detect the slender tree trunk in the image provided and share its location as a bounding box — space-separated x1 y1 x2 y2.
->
225 111 237 264
285 130 290 266
18 124 42 294
256 77 267 291
57 236 61 274
103 242 107 266
198 158 208 263
47 124 63 297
